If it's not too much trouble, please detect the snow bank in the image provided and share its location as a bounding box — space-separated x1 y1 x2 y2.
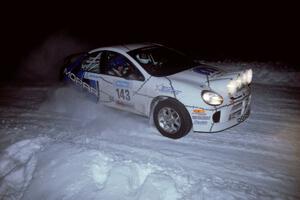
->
203 61 300 87
0 137 50 200
90 152 184 200
22 144 190 200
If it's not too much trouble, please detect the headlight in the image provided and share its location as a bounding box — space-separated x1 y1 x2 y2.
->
227 80 237 95
227 69 252 95
241 72 248 85
236 76 242 88
246 69 253 84
202 91 223 106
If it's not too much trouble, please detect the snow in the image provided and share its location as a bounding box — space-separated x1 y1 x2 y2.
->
19 143 187 200
1 62 300 199
0 138 50 200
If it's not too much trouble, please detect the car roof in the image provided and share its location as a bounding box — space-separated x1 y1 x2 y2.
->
89 43 162 54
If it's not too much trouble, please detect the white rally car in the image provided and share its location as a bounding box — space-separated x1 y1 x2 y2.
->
62 43 252 139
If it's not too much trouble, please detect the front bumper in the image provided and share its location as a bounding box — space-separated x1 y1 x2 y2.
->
189 94 251 132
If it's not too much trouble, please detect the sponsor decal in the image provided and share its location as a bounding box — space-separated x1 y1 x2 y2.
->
192 112 210 125
193 66 219 76
65 70 98 96
193 120 208 125
155 84 182 95
85 73 101 80
115 80 132 88
192 115 210 120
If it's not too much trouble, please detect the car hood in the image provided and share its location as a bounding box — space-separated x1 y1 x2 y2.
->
167 64 246 98
167 64 226 85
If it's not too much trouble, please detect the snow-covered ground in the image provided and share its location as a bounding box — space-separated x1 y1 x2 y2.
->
1 62 300 200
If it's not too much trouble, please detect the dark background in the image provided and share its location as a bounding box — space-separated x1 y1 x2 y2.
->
1 2 299 81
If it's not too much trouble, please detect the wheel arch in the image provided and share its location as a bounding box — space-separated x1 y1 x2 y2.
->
149 96 192 125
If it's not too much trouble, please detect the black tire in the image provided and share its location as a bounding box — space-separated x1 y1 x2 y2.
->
153 99 192 139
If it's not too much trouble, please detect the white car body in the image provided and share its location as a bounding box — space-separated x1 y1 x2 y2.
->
63 43 251 134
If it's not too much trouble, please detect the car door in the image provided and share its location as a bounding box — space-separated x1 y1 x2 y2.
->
64 52 100 101
76 51 103 101
98 51 148 115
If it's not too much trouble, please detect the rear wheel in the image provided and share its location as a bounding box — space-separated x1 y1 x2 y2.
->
153 99 192 139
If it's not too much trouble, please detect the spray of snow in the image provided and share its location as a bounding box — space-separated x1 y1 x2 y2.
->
39 85 157 139
17 32 90 83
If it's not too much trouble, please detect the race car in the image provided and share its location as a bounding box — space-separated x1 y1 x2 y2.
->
62 43 252 139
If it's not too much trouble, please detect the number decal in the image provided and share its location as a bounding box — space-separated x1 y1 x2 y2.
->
124 90 130 101
116 89 130 101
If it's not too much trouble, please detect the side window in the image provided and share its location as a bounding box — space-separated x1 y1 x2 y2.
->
81 51 102 73
101 51 144 81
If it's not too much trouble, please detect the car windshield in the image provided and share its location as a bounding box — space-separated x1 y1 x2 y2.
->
128 46 198 76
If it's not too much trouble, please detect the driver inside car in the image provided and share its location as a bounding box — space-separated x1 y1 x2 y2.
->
107 54 142 80
107 55 128 77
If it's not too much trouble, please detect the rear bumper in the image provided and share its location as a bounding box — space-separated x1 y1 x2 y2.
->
189 94 251 132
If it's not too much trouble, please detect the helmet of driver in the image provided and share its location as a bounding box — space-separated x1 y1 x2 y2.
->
136 53 151 64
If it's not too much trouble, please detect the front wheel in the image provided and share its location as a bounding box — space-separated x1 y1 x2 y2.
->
153 99 192 139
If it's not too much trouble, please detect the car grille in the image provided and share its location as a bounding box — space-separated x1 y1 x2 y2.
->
232 102 243 111
229 109 242 120
229 95 251 120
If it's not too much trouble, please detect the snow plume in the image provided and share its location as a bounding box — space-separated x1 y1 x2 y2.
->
39 86 156 140
18 32 90 84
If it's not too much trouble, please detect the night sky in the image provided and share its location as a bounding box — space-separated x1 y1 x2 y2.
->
1 2 299 81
